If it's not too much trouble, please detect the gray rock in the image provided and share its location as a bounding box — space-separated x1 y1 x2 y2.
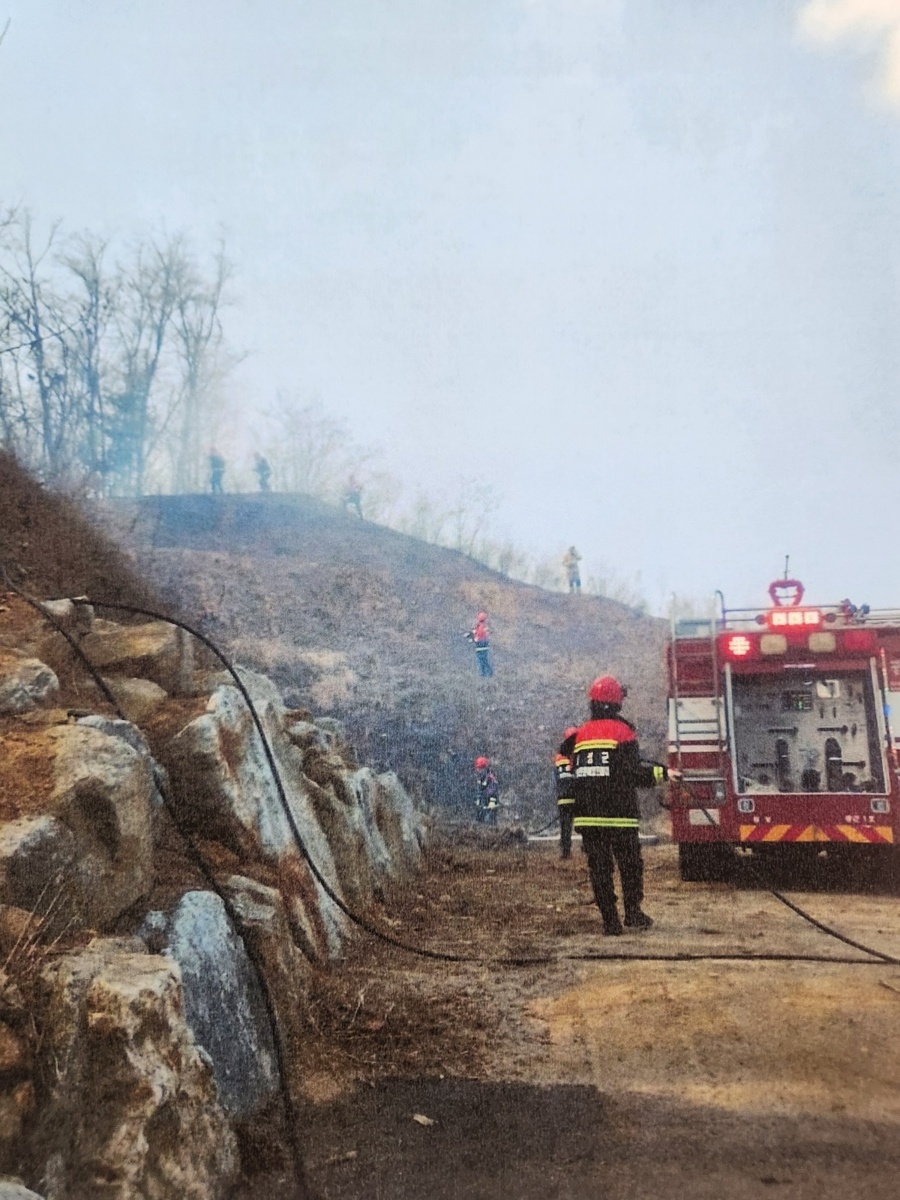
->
168 670 348 959
37 940 237 1200
78 620 193 695
0 726 158 934
286 719 330 753
0 655 59 714
76 716 169 808
165 890 278 1117
0 1181 46 1199
0 817 78 922
102 676 168 722
39 598 93 633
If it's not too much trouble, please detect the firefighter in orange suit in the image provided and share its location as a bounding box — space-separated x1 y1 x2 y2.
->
561 676 673 936
554 727 578 859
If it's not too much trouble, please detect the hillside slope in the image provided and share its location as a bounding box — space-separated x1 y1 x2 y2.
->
99 493 669 821
0 451 157 606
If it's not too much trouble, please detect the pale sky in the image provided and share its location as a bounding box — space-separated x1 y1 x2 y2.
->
2 0 899 614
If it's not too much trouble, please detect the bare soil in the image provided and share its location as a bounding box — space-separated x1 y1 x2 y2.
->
265 834 900 1200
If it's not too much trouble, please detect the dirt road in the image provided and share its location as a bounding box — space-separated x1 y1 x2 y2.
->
268 833 900 1200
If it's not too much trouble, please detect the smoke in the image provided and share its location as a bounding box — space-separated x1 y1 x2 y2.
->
798 0 900 105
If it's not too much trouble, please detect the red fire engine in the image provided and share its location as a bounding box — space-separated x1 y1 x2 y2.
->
667 579 900 880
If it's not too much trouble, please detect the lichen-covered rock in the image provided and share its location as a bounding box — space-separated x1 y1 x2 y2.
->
102 676 168 722
158 891 278 1117
46 725 154 928
168 669 426 959
167 671 348 959
78 621 193 696
36 940 237 1200
0 655 59 715
0 818 78 925
0 728 153 932
38 599 93 635
0 1180 45 1200
220 874 313 1106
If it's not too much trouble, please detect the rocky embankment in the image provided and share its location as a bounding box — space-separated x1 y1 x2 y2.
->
0 592 427 1199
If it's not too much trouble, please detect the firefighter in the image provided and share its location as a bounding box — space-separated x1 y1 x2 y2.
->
562 546 582 593
208 448 225 494
554 727 578 859
344 475 363 518
254 453 272 492
562 676 674 935
474 756 500 824
465 611 493 677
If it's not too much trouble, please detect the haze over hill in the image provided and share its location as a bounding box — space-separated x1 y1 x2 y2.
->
100 492 668 819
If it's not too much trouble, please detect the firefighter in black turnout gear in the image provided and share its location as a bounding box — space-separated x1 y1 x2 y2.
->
562 676 672 936
554 727 578 859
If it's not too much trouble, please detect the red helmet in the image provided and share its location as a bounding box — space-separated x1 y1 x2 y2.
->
474 756 489 769
477 612 487 621
563 726 578 739
589 676 624 705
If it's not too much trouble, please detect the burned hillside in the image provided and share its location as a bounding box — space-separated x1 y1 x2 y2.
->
98 492 669 822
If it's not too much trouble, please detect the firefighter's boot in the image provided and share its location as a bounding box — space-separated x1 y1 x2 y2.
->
601 908 624 936
624 909 654 930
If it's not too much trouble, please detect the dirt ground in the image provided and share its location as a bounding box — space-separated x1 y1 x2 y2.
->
263 832 900 1200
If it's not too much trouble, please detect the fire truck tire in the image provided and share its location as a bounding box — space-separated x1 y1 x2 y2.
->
678 843 733 883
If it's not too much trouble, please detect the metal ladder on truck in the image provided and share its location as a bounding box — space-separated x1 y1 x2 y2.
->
669 602 728 812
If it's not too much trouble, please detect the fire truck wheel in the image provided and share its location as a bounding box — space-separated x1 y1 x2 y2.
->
678 843 734 883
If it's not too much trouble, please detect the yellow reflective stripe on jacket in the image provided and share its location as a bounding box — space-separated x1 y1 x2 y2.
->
573 816 640 828
652 765 665 784
574 739 619 752
557 797 575 806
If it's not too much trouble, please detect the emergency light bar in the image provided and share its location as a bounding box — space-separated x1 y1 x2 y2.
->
766 607 823 630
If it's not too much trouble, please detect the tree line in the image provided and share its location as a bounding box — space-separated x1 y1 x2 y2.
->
0 209 647 609
0 209 229 496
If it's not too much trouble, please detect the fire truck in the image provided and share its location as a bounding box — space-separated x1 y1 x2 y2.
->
667 579 900 881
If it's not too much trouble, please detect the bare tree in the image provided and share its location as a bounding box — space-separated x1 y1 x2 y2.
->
61 234 116 489
105 236 184 494
168 242 230 493
0 214 83 476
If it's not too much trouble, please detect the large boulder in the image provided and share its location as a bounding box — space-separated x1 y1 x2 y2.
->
0 727 154 932
35 940 237 1200
0 654 59 716
0 1183 45 1200
101 677 168 723
151 890 279 1117
78 621 193 696
167 671 349 959
167 669 426 959
220 874 315 1105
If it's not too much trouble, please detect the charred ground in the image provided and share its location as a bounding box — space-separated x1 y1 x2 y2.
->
95 491 668 822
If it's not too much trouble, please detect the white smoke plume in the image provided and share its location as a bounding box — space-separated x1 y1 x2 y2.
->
798 0 900 104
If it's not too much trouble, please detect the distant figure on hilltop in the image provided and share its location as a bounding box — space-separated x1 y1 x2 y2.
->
254 453 271 493
208 448 225 494
563 546 582 593
465 610 493 677
344 475 363 518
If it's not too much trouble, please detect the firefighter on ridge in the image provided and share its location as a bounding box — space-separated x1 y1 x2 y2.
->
554 727 578 859
561 676 675 935
474 756 500 825
465 611 493 677
208 448 225 494
562 546 582 594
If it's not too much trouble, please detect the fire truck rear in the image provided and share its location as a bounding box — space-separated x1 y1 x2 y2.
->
667 579 900 880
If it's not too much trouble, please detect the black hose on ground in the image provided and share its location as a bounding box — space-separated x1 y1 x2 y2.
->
70 594 900 970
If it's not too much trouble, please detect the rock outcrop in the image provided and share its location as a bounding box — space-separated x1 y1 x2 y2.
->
36 940 237 1200
0 654 58 716
0 591 429 1196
